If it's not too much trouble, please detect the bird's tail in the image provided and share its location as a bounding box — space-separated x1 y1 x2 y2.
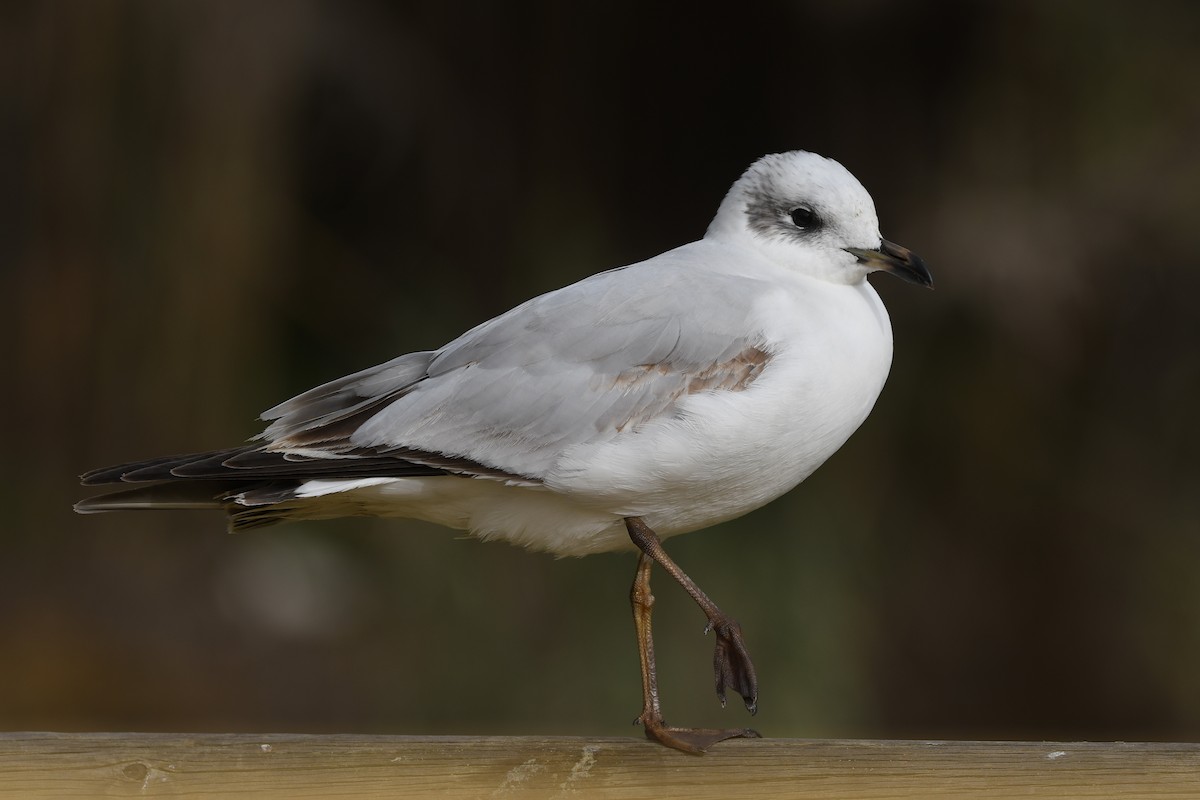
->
74 481 239 513
74 475 304 531
75 445 449 531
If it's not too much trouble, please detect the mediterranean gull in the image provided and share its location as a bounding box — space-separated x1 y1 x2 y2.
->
77 150 933 753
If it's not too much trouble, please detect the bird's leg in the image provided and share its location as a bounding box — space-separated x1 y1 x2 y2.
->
627 516 760 753
626 516 760 715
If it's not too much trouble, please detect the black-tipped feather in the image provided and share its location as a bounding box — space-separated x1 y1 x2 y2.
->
73 480 253 513
79 450 239 485
80 446 453 485
74 480 308 532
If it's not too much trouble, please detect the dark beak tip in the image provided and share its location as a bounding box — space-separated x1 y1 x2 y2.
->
914 264 935 289
846 243 933 289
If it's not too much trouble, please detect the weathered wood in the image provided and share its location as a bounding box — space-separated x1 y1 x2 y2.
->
1 733 1199 799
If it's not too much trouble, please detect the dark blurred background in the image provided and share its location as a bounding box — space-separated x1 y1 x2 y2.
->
3 0 1199 742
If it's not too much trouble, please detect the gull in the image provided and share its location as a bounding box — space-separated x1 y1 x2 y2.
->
77 150 932 753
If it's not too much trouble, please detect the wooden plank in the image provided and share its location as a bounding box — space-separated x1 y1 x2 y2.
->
1 733 1199 799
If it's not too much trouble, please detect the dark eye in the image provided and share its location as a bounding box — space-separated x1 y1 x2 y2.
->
789 206 817 229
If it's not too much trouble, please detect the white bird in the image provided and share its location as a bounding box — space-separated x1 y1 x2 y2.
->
77 150 932 753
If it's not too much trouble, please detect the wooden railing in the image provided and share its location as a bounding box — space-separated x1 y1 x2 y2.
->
2 733 1198 798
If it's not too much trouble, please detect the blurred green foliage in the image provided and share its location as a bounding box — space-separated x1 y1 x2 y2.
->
3 0 1199 740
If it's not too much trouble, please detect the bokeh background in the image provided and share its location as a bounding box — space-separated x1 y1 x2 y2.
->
4 0 1199 741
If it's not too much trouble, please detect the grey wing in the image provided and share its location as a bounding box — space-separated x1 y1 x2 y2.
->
257 350 436 447
261 253 776 480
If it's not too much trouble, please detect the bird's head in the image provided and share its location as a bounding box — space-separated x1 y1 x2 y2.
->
707 150 933 288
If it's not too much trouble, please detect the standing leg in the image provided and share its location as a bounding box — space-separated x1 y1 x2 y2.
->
627 517 760 753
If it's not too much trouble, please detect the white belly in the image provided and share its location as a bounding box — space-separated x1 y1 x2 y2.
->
547 279 893 536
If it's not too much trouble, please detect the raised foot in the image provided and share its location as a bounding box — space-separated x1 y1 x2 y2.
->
707 614 758 714
641 715 761 754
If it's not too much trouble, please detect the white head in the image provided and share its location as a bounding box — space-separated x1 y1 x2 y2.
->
706 151 932 288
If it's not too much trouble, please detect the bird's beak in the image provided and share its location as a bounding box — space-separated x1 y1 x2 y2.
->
845 239 934 288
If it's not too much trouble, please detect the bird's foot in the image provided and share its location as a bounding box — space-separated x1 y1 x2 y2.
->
706 613 758 714
637 711 760 754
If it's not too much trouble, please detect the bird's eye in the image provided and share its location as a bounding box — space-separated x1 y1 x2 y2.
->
789 206 817 229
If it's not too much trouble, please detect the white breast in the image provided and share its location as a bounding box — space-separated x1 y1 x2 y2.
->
542 275 894 544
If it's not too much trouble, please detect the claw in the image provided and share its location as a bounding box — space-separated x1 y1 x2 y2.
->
708 614 758 715
639 711 760 754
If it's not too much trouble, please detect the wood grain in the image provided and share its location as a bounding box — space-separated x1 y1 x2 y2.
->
2 733 1199 799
